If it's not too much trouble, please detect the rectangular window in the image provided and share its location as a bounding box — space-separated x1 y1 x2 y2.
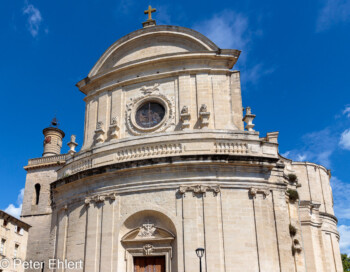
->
3 220 8 227
14 244 19 258
0 239 5 255
16 226 21 234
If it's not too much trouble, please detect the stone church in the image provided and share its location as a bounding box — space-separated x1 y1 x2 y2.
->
21 8 343 272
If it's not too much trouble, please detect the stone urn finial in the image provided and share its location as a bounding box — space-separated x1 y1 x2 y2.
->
242 107 256 132
67 135 78 155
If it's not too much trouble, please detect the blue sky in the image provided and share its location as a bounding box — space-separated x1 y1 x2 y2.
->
1 0 350 253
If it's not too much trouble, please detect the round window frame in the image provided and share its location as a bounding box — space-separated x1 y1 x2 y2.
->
130 96 169 133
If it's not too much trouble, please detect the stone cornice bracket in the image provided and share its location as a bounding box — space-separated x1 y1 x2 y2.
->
199 104 210 129
180 106 191 130
249 187 270 198
85 193 116 206
140 83 159 95
95 121 106 143
310 201 321 210
179 185 220 196
67 135 78 155
243 107 256 132
109 117 119 139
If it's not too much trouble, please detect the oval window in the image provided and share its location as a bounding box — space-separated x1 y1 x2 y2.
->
135 101 165 128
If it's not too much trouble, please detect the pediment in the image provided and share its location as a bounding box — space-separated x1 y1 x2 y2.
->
121 223 175 244
88 26 219 77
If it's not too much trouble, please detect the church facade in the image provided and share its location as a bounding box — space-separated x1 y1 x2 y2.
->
21 12 343 272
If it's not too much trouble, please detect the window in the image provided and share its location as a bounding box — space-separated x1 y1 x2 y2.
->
3 220 8 227
0 239 6 255
14 244 19 258
16 226 22 234
135 101 165 128
35 184 41 205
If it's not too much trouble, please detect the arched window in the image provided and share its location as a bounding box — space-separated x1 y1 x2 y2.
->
34 184 41 205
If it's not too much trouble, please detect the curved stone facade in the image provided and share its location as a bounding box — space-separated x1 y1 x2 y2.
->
21 24 343 272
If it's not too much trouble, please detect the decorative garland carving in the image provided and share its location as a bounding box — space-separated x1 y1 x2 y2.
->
85 193 116 206
126 88 175 135
179 185 220 196
249 187 270 198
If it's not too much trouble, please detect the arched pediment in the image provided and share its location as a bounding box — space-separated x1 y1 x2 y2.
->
121 223 175 244
89 25 219 77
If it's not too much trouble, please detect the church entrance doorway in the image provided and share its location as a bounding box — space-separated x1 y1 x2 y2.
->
133 256 166 272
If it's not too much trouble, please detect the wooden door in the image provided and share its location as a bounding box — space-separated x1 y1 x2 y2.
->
134 256 166 272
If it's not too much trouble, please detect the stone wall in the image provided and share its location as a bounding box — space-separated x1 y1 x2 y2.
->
49 157 302 272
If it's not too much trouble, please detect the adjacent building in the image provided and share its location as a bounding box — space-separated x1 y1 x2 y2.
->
0 210 30 272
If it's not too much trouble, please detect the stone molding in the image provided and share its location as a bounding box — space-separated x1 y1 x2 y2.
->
64 158 92 177
126 245 172 258
178 184 220 196
299 201 323 227
25 154 67 170
56 131 280 179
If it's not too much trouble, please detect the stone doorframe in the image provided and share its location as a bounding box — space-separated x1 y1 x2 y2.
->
121 223 175 272
124 245 172 272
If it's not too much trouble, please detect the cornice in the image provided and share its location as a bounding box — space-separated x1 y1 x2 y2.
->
51 154 279 191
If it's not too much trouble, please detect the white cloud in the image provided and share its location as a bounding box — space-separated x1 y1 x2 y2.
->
283 128 337 167
343 105 350 118
242 63 276 85
340 129 350 150
193 10 250 51
316 0 350 32
23 3 42 37
4 189 24 219
296 154 308 161
339 225 350 253
330 177 350 253
331 177 350 220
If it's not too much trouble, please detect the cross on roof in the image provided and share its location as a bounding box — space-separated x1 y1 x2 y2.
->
144 5 156 21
